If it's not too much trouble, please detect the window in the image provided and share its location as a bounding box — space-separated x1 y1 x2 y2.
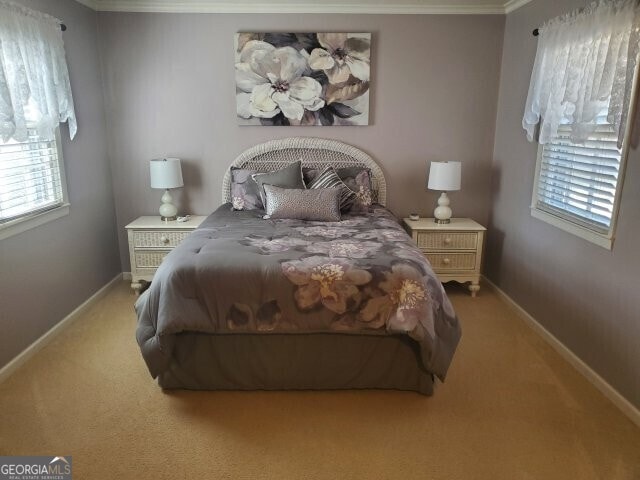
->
0 2 77 240
531 116 631 249
522 0 640 249
0 128 69 240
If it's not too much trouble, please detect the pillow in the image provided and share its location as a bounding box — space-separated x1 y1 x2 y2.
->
230 167 263 210
252 161 305 205
263 185 341 221
307 166 356 212
302 167 320 184
340 168 374 213
336 166 371 184
304 166 369 185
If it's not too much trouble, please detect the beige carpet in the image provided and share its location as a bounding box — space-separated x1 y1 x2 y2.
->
0 281 638 479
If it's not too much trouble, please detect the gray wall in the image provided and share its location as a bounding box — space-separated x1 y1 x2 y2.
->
96 13 505 271
488 0 640 408
0 1 120 368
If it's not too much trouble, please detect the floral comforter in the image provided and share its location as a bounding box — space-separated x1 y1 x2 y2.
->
135 204 461 381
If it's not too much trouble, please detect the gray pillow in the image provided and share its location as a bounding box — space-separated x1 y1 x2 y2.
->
230 167 263 210
252 161 305 205
263 185 341 221
340 168 374 213
307 166 356 212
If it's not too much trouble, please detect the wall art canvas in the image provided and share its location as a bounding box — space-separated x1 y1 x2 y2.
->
235 33 371 126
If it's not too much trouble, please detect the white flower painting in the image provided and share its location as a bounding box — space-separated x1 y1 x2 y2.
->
235 33 371 126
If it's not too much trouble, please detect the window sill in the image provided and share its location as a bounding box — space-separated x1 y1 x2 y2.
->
530 207 613 250
0 204 70 241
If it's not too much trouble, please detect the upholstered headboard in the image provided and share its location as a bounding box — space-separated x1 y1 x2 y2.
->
222 137 386 206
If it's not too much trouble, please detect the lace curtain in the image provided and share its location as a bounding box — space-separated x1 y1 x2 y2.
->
0 0 77 142
523 0 640 148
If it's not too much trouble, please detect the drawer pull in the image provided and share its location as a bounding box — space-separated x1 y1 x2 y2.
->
443 258 451 265
444 237 452 245
160 235 169 244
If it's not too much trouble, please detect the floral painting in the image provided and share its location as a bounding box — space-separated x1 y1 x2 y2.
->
235 32 371 126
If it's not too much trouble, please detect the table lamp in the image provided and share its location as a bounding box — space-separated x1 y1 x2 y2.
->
427 161 461 224
150 158 183 221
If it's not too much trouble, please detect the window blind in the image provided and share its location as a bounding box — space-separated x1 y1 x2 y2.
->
0 130 64 223
535 123 623 235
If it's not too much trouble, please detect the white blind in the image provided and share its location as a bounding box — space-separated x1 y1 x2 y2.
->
535 123 623 234
0 129 64 223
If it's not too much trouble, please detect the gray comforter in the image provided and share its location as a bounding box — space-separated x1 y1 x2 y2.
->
135 204 461 381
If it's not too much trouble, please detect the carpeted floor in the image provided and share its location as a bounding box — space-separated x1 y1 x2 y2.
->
0 281 638 479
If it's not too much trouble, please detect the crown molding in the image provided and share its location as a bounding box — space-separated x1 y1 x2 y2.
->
75 0 533 15
503 0 533 14
74 0 99 9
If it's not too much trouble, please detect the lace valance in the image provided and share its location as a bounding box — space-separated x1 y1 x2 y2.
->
523 0 640 148
0 0 77 142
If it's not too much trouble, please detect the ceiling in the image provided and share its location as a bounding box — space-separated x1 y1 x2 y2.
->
75 0 533 14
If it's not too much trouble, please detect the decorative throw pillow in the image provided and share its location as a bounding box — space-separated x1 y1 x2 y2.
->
252 161 306 206
230 167 263 210
339 168 374 213
307 166 356 212
304 166 369 186
336 166 370 182
263 185 341 221
302 167 320 184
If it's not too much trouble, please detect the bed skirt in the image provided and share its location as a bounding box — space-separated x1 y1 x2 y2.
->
157 332 435 395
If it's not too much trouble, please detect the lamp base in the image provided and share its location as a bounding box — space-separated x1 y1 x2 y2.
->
159 189 178 221
433 192 453 224
434 218 451 224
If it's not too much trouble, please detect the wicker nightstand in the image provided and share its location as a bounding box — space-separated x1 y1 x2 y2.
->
125 215 206 293
403 217 486 297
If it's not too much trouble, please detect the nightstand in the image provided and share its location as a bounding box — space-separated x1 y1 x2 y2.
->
125 215 206 293
403 218 486 297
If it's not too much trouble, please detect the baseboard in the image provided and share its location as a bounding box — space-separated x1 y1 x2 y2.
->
0 273 125 384
482 275 640 428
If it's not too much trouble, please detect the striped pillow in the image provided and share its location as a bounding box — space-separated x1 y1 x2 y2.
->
307 166 356 212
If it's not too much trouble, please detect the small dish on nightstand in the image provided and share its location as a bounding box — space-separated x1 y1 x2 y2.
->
409 213 420 221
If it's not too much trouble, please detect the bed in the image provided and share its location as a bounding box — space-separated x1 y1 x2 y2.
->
135 137 461 395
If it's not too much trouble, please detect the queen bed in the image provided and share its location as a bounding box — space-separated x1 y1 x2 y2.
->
135 137 461 394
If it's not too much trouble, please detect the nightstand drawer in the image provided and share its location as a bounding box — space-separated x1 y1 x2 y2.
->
134 251 171 268
425 253 477 271
133 230 190 248
416 231 478 250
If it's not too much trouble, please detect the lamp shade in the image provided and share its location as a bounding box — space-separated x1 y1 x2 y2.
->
150 158 183 189
427 161 461 191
